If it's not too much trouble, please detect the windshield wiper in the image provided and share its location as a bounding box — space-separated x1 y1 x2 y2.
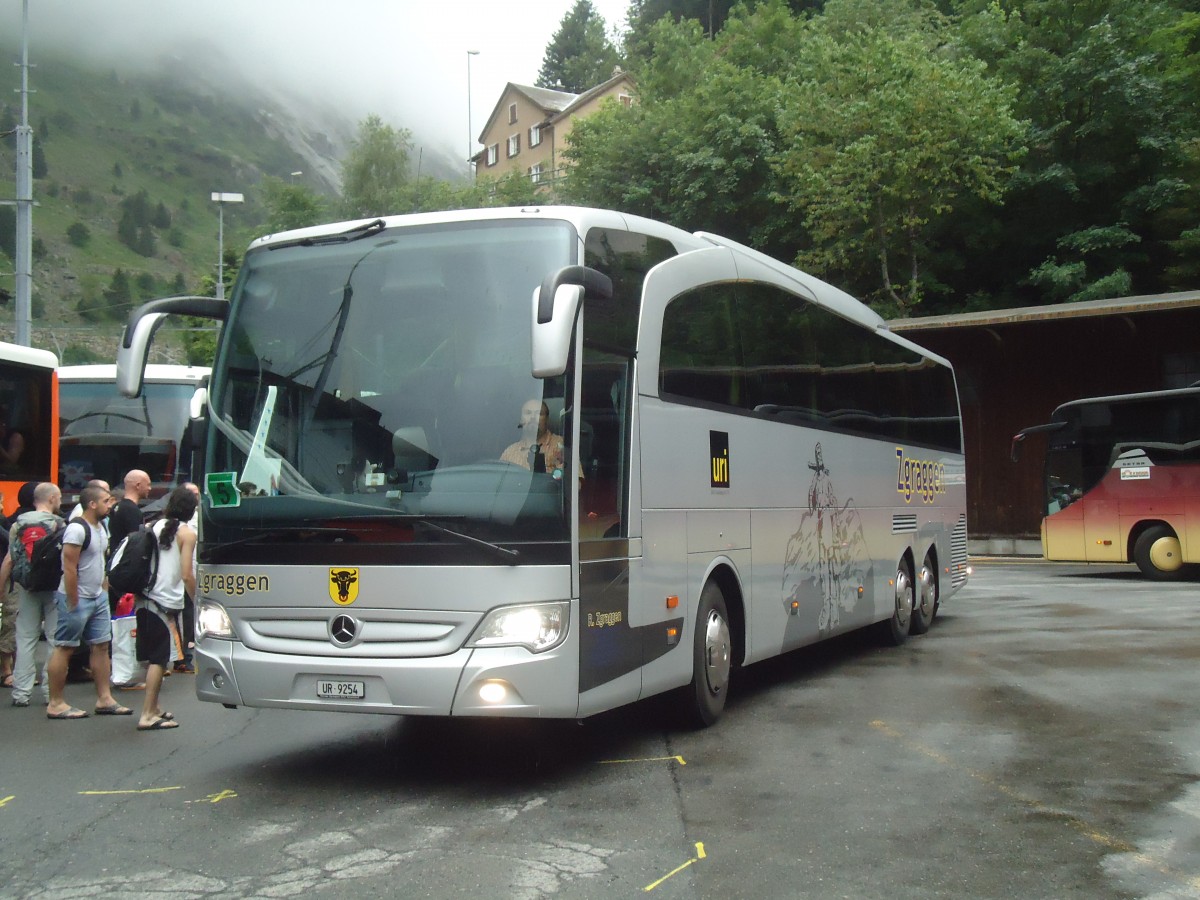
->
267 218 386 251
407 517 521 564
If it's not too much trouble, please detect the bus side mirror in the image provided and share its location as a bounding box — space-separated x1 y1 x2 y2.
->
117 312 169 398
1010 433 1025 463
531 266 612 378
117 296 227 398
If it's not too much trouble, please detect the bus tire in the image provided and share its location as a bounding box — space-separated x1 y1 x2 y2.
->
879 561 914 646
686 582 732 728
910 555 938 635
1134 525 1186 581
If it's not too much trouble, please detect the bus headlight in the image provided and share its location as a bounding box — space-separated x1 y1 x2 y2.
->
197 601 235 640
468 601 569 654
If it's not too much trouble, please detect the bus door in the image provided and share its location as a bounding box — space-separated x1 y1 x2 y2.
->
574 227 686 715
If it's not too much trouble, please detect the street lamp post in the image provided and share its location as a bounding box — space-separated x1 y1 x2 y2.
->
467 50 480 176
210 192 244 301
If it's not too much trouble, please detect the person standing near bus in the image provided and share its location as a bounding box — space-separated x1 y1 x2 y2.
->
2 482 63 707
0 480 37 689
46 485 126 719
135 486 197 731
109 470 151 552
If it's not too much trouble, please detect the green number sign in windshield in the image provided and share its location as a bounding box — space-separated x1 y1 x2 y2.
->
206 471 240 508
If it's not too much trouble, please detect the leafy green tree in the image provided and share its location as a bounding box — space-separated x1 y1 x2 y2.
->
775 0 1025 315
102 268 132 320
537 0 621 92
261 176 327 232
951 0 1192 304
564 11 800 257
31 140 47 179
152 201 171 229
340 115 413 218
66 222 90 248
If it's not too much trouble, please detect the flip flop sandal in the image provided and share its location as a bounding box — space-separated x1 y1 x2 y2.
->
137 717 179 731
47 707 89 720
94 705 133 716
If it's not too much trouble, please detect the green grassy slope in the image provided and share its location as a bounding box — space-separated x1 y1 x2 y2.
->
0 43 344 361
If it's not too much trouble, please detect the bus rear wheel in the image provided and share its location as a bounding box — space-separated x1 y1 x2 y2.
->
1134 525 1186 581
879 561 914 646
909 555 938 635
685 582 732 728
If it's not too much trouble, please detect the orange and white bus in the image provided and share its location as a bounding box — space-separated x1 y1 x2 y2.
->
1013 386 1200 580
0 340 58 517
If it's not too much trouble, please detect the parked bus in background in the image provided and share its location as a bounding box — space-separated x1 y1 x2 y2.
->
1013 386 1200 580
117 207 969 727
58 364 209 509
0 341 58 517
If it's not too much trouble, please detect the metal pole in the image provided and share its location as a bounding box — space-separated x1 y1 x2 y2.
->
216 204 224 301
467 50 479 176
14 0 33 346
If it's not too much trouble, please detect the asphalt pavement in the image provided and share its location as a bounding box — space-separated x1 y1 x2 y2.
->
2 560 1200 899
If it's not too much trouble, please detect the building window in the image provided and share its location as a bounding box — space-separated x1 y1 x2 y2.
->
529 124 542 147
507 134 520 158
529 163 544 184
486 144 498 167
619 93 633 108
509 103 518 124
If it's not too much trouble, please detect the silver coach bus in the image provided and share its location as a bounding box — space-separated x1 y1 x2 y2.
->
117 207 969 726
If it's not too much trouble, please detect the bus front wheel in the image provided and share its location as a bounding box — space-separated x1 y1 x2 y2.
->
1134 525 1186 580
686 582 732 728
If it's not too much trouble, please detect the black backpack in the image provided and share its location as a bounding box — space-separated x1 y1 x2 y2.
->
106 525 160 596
26 517 90 592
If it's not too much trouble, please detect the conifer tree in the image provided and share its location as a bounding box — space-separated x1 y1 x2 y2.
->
537 0 620 93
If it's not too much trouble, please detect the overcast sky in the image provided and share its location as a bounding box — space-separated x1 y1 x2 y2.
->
1 0 634 163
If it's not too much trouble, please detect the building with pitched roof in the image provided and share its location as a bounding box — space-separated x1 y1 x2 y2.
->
472 71 634 187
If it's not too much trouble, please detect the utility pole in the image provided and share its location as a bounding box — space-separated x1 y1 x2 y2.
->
12 0 34 346
13 0 34 346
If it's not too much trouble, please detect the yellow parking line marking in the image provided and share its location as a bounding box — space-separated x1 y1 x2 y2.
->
599 755 687 766
0 795 14 807
78 786 183 796
644 842 705 892
870 721 1200 891
201 790 238 804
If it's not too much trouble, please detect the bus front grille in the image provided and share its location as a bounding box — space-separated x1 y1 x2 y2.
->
235 610 479 659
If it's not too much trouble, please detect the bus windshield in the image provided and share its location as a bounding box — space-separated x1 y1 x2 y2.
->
59 379 199 501
1043 390 1200 515
205 218 578 559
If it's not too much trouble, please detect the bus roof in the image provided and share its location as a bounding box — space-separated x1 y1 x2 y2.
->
0 341 58 371
58 363 210 384
1052 385 1200 418
243 205 903 340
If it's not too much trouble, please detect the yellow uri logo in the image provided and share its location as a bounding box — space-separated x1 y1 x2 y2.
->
329 568 360 606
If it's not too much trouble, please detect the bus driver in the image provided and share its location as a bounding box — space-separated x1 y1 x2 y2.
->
500 400 564 475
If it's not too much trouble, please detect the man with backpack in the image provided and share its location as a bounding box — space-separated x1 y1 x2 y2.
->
45 484 130 720
0 482 63 707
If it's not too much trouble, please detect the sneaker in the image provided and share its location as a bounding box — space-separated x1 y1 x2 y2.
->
173 663 195 674
11 697 29 707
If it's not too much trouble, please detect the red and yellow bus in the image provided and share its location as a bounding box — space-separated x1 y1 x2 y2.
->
1013 386 1200 579
0 340 58 517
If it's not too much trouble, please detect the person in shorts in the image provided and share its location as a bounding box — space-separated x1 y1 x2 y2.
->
46 485 128 720
136 486 197 731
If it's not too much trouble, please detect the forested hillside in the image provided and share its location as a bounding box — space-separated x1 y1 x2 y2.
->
0 42 358 361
